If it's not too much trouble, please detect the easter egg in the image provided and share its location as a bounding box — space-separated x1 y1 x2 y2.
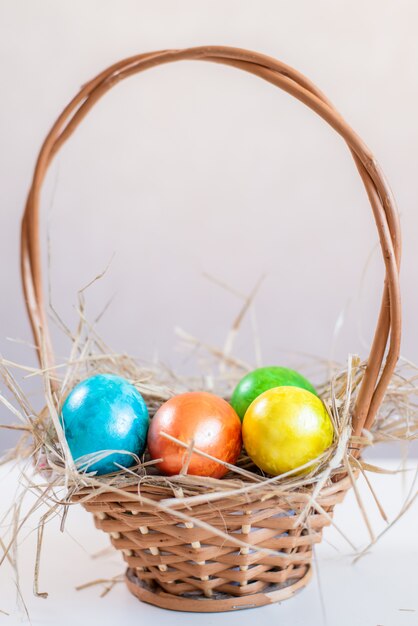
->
242 386 333 475
147 392 242 478
231 366 317 420
61 374 149 475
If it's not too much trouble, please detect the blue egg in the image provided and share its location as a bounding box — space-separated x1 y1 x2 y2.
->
61 374 149 475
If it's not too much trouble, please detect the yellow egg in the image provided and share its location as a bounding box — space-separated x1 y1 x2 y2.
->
242 386 333 475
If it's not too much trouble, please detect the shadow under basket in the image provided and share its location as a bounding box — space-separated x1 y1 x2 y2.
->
20 46 401 612
72 475 352 612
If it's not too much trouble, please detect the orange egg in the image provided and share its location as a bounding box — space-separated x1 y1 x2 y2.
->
147 392 242 478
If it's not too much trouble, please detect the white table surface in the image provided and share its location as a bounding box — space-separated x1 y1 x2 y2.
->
0 459 417 626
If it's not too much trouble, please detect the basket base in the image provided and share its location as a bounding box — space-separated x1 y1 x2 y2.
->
125 566 312 613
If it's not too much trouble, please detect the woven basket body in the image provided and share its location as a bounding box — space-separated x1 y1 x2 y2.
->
71 475 352 611
20 47 401 611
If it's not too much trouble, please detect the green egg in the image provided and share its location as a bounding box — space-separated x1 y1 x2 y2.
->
230 366 318 420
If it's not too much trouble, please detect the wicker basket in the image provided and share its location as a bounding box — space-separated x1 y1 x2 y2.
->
20 46 401 612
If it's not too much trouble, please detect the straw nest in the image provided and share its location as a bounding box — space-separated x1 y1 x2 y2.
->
0 285 417 599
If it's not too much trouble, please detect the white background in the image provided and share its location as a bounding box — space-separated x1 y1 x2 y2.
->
0 4 417 442
0 5 417 624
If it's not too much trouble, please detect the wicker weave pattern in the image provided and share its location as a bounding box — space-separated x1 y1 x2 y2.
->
72 475 352 608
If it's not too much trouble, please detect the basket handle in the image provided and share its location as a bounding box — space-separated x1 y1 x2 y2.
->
20 46 401 438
